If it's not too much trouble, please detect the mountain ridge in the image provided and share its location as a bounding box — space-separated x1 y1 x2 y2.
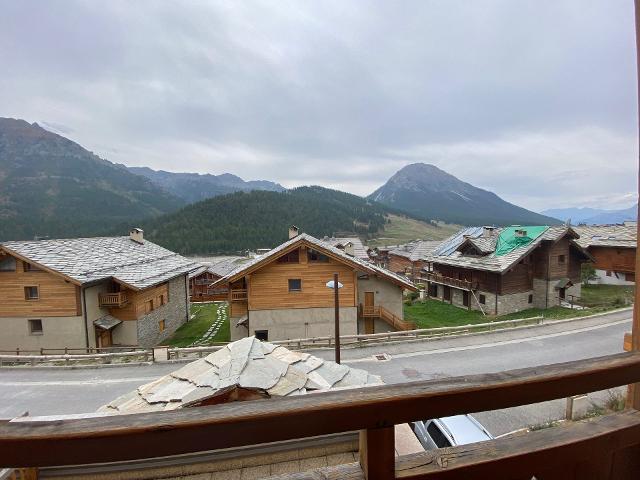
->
0 117 185 241
542 204 637 225
127 166 285 204
369 163 561 226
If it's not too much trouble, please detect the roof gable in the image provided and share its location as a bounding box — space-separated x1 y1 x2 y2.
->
215 233 416 290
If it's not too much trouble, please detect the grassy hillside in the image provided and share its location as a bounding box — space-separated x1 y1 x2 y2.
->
367 215 460 247
0 118 184 241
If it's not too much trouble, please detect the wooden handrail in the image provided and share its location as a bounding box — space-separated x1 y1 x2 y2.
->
2 351 639 467
98 292 128 307
421 273 473 291
379 306 416 331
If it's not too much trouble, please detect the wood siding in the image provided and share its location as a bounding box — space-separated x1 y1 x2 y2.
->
0 257 79 317
247 248 356 311
109 283 169 321
590 246 636 273
502 258 533 295
533 240 583 282
433 264 499 293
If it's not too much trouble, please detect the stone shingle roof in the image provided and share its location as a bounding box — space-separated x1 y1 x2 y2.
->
98 336 382 413
573 225 636 249
188 257 250 280
426 226 587 273
319 237 370 261
1 236 198 290
212 233 416 290
389 240 441 262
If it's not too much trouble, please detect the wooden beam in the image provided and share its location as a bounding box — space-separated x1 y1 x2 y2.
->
630 0 640 411
1 352 640 467
359 426 395 480
394 410 640 479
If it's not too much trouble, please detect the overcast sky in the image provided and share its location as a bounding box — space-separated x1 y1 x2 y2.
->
0 0 637 211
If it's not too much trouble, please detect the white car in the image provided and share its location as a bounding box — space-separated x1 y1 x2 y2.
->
412 414 494 449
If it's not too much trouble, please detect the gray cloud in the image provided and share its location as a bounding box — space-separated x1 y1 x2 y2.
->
0 0 636 211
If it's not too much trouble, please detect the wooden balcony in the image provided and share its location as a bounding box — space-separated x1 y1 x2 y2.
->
98 292 128 308
230 289 248 301
2 352 640 479
422 272 473 291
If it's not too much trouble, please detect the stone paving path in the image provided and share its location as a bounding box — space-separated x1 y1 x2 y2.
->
189 302 228 347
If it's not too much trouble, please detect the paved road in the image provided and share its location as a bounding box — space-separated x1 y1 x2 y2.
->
0 311 631 436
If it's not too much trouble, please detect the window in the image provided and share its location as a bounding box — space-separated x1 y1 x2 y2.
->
28 319 43 335
23 262 41 272
430 283 438 297
479 294 486 305
158 294 166 306
158 320 165 332
277 249 299 263
606 271 612 277
307 249 329 262
0 256 16 272
255 330 269 341
288 279 302 292
24 286 39 300
558 255 566 264
528 294 533 304
427 422 452 449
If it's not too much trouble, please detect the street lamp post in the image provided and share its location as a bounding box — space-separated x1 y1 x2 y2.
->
326 273 343 364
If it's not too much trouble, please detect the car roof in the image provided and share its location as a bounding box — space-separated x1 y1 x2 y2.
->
435 415 493 445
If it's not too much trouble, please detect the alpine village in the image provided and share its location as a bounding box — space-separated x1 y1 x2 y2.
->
2 2 640 479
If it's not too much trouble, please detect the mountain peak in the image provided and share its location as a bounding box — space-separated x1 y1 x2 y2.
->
369 163 560 227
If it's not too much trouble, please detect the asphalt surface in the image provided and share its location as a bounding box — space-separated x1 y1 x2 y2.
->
0 310 632 437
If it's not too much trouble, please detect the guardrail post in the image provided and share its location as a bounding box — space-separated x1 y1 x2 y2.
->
359 426 395 480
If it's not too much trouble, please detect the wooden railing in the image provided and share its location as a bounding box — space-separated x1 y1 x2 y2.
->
421 273 473 291
379 305 417 331
1 352 640 479
98 292 128 308
230 289 248 301
361 305 381 317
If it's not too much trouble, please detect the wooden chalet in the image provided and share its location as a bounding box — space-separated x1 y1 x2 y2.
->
574 224 637 284
212 227 417 341
188 257 248 302
421 225 593 315
0 229 196 350
387 240 441 281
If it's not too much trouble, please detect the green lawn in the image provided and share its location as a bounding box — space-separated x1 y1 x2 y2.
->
405 289 632 329
165 303 230 347
404 300 486 328
579 284 635 307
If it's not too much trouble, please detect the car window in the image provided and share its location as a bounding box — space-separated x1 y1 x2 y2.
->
427 422 452 448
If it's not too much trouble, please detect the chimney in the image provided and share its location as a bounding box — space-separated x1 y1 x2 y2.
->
288 225 299 239
129 227 144 244
344 241 355 257
515 229 527 238
482 226 496 238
